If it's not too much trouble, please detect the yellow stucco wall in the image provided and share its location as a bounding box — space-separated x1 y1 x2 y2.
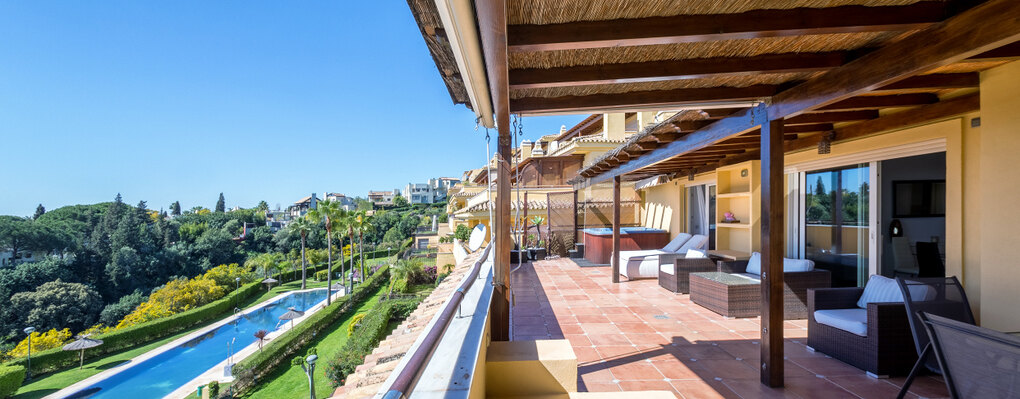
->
978 61 1020 331
640 180 683 234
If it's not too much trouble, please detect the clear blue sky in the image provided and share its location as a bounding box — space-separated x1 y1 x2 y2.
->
0 1 586 216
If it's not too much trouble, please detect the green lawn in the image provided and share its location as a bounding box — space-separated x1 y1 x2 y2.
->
12 277 330 399
244 284 387 399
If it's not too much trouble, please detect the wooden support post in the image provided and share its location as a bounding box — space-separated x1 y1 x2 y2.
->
476 0 511 342
573 190 579 244
612 176 621 283
760 113 785 387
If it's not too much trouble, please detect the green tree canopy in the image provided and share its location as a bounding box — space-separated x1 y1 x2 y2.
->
11 280 104 334
215 193 226 213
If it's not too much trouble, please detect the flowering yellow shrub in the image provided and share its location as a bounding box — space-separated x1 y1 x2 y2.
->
5 329 72 359
202 263 256 288
116 278 225 329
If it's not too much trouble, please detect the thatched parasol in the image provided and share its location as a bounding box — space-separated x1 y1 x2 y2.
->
261 278 279 290
62 335 104 369
278 307 305 328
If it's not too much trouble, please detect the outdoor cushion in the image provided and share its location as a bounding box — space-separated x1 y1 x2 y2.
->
677 234 709 252
746 252 762 275
659 264 674 275
620 249 668 258
662 233 693 252
814 308 868 337
733 272 761 283
745 252 814 275
783 258 815 272
685 249 708 258
857 275 904 309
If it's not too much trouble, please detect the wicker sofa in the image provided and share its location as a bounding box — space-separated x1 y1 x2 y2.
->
807 286 918 377
657 252 718 294
710 256 831 319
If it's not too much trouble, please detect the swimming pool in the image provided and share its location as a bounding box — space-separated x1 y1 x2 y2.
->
61 289 331 399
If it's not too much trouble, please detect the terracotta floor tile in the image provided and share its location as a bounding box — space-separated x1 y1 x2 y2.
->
582 323 622 335
588 333 633 346
573 346 603 363
670 379 740 399
564 333 593 347
653 359 704 380
618 380 679 396
826 375 921 399
579 381 622 392
576 314 611 324
616 322 658 334
610 361 666 381
595 344 646 360
783 376 859 398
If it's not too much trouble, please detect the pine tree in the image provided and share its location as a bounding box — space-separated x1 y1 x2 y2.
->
215 193 226 213
33 204 45 220
170 201 182 216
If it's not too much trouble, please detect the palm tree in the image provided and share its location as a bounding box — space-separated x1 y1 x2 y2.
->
341 212 357 290
288 217 314 289
307 200 343 305
354 212 375 280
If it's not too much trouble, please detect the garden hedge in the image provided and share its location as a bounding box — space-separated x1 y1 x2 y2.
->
0 365 25 399
324 297 421 387
231 265 391 394
3 282 262 375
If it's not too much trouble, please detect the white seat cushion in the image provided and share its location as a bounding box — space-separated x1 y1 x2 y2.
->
620 249 667 258
659 264 674 275
662 233 693 252
731 272 761 283
746 252 762 275
783 258 815 272
857 275 904 309
677 234 708 252
745 252 814 275
685 249 708 258
814 308 868 337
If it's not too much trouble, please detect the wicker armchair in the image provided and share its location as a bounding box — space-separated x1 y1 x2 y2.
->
807 287 918 377
657 253 717 294
717 259 831 319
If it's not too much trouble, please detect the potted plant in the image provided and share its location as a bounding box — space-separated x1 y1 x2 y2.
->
529 216 548 260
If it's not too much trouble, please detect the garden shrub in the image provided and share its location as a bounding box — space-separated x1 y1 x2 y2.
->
324 298 420 387
548 232 574 257
230 265 390 395
347 314 366 336
206 381 219 398
4 329 71 359
0 365 25 399
2 282 261 374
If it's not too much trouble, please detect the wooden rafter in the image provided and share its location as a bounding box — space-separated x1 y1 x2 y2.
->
818 93 939 110
769 0 1020 119
783 123 834 133
507 3 947 52
508 52 847 89
784 110 879 125
511 85 776 115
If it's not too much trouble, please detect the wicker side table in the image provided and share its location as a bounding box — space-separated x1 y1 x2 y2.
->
689 272 760 318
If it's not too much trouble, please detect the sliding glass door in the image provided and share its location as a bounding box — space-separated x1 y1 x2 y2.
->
687 184 716 250
804 164 870 287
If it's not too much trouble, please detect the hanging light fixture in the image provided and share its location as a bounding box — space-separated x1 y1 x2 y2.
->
818 132 834 155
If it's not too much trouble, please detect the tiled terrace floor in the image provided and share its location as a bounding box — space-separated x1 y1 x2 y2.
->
510 258 949 399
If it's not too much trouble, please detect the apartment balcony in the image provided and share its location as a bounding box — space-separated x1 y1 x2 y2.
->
337 252 951 398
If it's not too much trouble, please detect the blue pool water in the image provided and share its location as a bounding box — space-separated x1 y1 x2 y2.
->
63 289 331 399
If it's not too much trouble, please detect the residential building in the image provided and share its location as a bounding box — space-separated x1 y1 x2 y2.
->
287 193 317 219
403 177 460 204
323 192 356 211
367 189 400 206
334 2 1020 398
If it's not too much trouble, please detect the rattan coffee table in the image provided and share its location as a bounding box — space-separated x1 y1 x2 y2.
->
689 272 760 318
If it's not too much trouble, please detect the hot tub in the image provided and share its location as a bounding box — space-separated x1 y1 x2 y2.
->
583 227 669 265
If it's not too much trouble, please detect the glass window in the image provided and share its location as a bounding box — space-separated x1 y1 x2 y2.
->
804 164 870 287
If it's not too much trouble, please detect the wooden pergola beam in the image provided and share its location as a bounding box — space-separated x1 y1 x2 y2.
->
877 73 979 90
818 93 940 110
769 0 1020 119
782 123 834 134
507 3 947 52
509 52 847 89
511 85 776 115
784 110 879 125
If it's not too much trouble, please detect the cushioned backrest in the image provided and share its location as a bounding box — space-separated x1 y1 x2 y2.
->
685 249 707 258
662 233 693 252
783 258 815 272
746 252 762 275
857 275 904 308
677 234 708 252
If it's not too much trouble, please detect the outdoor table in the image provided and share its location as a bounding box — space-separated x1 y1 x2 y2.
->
689 272 760 318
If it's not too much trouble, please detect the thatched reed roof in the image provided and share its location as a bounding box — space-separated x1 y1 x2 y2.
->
507 0 930 25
